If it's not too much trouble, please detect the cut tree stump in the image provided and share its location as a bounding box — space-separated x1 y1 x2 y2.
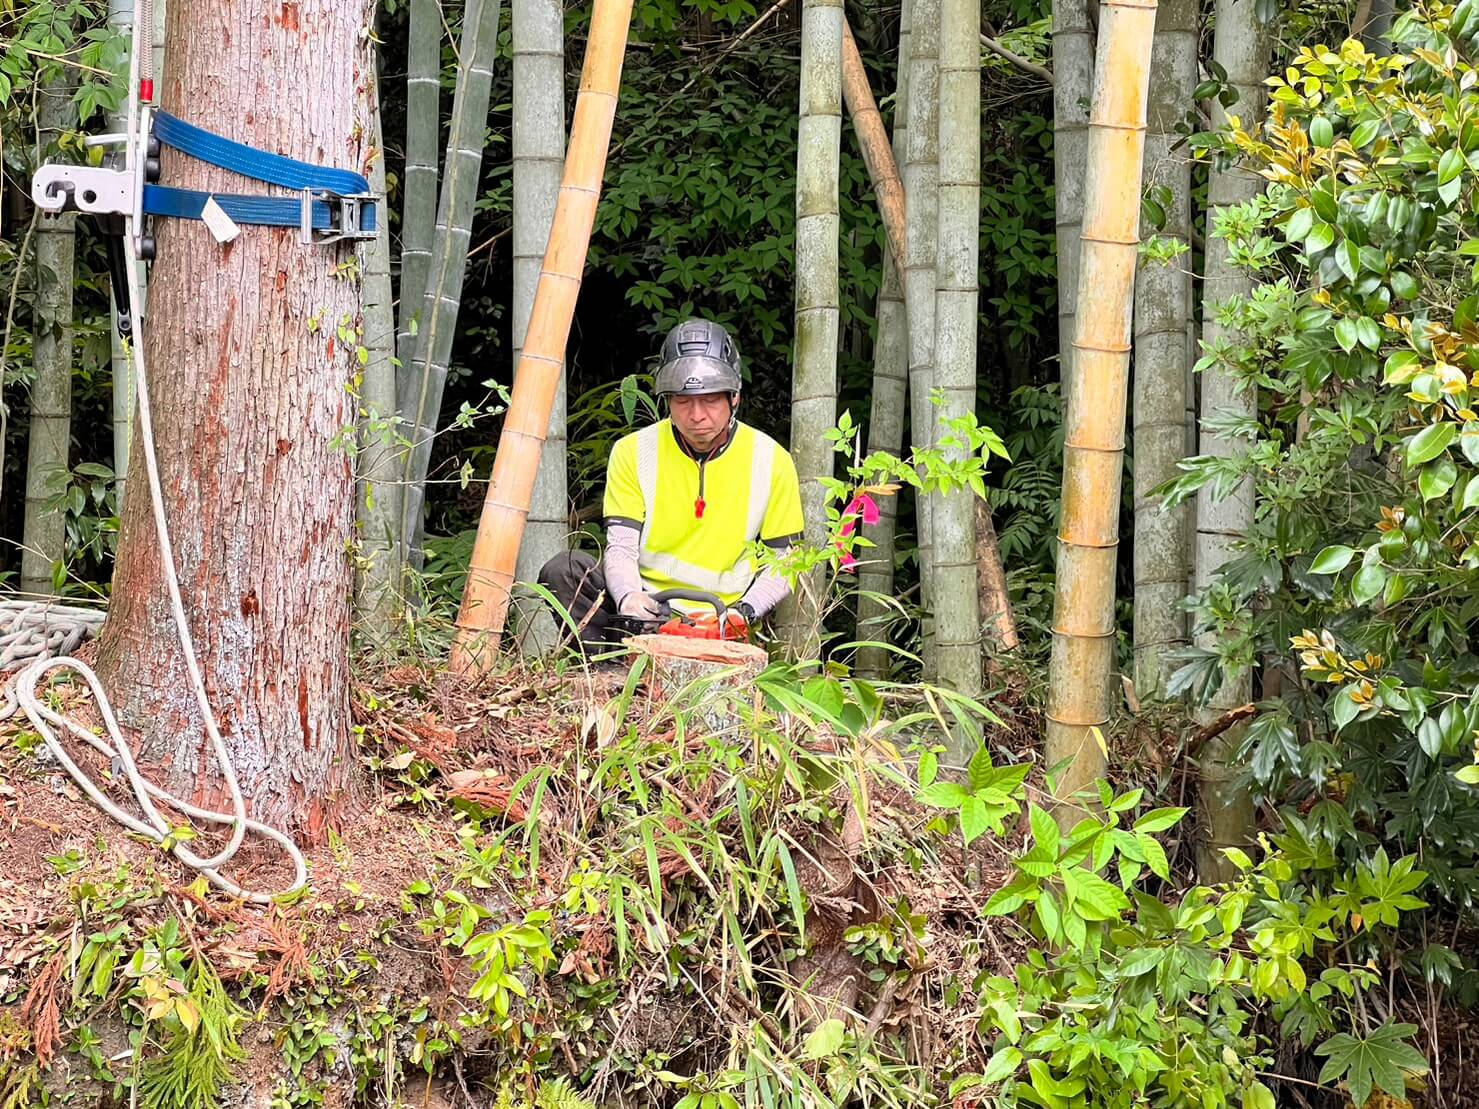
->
625 635 768 737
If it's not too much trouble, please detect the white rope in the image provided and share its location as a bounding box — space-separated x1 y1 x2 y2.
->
0 13 306 904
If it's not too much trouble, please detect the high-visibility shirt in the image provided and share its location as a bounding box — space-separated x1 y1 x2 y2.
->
603 419 805 606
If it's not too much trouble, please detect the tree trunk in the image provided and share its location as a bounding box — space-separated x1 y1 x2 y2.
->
1053 0 1094 389
929 0 981 715
22 81 78 599
1195 0 1268 881
855 0 911 680
903 0 939 673
395 0 442 357
510 0 568 656
779 0 843 655
397 0 505 570
354 68 404 641
95 0 375 839
1045 0 1157 818
1131 0 1195 697
841 17 906 276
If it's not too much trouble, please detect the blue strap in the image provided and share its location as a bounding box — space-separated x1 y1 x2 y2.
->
143 184 376 233
153 111 371 196
146 111 376 237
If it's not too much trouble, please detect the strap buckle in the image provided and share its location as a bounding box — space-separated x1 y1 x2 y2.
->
298 187 377 246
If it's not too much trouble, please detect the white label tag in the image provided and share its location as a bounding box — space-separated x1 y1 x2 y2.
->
201 196 241 244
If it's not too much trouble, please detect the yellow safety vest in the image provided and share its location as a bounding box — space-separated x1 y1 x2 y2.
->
603 419 805 606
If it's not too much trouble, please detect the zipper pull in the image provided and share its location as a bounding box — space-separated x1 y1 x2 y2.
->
695 497 706 519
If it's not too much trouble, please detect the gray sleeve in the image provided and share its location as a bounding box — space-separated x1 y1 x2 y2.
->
740 555 794 617
603 523 644 607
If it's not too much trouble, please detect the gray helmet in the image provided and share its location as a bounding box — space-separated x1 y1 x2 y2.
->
654 319 742 398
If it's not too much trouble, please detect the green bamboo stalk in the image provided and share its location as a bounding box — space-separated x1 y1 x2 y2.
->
354 69 405 640
780 0 843 653
1195 0 1270 881
510 0 567 656
22 81 78 598
856 0 912 679
396 0 444 360
904 0 939 671
1131 0 1197 696
397 0 506 570
929 0 981 712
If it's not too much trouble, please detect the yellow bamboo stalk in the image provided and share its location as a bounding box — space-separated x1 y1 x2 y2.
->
1044 0 1158 815
841 16 907 279
450 0 634 674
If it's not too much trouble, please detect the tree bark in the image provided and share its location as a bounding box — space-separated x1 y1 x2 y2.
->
1131 0 1195 697
510 0 568 656
1195 0 1269 882
22 80 78 599
778 0 843 656
95 0 375 839
855 0 911 680
930 0 982 715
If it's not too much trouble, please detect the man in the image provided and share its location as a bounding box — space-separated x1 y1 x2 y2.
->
540 318 805 650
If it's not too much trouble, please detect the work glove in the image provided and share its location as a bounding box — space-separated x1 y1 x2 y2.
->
618 591 665 620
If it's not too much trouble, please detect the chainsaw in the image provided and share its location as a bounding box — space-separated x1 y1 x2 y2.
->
608 589 749 642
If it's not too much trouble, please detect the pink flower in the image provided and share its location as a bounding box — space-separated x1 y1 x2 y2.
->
834 493 878 573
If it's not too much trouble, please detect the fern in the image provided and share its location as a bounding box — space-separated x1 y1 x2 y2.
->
135 958 245 1109
493 1076 596 1109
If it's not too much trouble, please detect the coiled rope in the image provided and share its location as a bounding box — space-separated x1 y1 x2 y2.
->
0 9 306 903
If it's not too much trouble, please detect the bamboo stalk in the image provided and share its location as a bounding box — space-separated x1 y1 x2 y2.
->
856 0 912 679
395 0 442 357
396 0 505 570
510 0 568 656
353 72 404 639
1195 0 1269 881
450 0 635 672
1044 0 1158 817
1052 0 1095 390
777 0 844 656
841 16 906 280
1131 0 1196 696
22 80 78 599
930 0 982 713
903 0 940 672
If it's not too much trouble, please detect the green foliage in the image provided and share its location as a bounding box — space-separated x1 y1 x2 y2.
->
964 794 1427 1107
1158 4 1479 1069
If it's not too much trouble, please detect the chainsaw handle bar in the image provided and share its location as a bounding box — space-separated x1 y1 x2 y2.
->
651 588 727 621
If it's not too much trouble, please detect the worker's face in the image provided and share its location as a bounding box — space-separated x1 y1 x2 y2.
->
670 392 736 451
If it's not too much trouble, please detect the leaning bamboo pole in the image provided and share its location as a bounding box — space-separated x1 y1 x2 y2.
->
1044 0 1158 815
841 17 906 279
450 0 635 673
